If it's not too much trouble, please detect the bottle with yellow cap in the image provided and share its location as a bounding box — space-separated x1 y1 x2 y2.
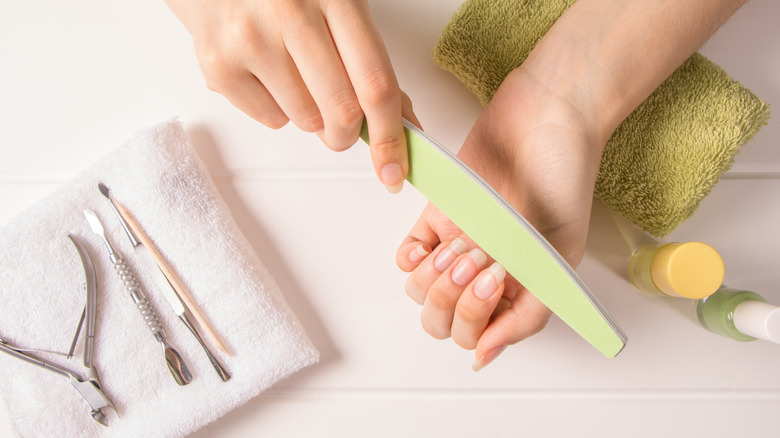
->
628 242 725 299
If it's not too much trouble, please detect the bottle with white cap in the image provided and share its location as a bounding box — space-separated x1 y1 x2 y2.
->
696 286 780 343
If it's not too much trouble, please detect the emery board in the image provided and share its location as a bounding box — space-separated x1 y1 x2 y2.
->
361 119 627 357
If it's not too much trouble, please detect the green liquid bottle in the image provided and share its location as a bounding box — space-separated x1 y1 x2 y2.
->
696 286 780 343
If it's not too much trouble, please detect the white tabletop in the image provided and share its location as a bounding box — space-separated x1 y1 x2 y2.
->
2 1 779 437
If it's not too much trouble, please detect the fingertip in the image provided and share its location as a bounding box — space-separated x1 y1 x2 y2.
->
396 241 431 272
473 263 506 300
433 237 469 272
262 113 290 130
472 345 507 372
409 242 431 264
380 163 405 194
396 203 443 269
364 119 408 193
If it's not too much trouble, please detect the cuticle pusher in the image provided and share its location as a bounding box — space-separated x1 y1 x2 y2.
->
98 183 231 382
84 208 193 386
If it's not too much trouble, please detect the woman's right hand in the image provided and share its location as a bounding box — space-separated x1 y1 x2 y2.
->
165 0 411 193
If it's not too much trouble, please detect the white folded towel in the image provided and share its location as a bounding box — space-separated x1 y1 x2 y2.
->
0 120 319 437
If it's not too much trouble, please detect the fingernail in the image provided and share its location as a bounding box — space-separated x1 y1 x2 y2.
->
434 238 468 272
472 345 507 372
408 244 430 264
381 163 404 194
451 248 487 286
473 262 506 300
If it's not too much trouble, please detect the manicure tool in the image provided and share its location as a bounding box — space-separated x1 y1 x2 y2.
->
97 183 231 381
0 235 114 426
112 199 233 357
361 119 627 357
84 208 193 385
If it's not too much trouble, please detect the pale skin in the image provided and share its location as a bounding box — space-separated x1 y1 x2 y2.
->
163 0 413 193
165 0 748 369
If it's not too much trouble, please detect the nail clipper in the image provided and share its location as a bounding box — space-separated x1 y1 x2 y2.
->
0 235 114 426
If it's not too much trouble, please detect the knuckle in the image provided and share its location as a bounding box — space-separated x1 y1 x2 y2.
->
201 62 233 93
328 90 363 128
502 306 551 344
358 69 397 105
197 46 240 94
425 285 456 312
367 131 405 154
526 314 551 336
228 19 259 48
220 13 268 49
401 90 413 109
278 3 313 40
263 114 290 130
456 304 483 327
295 110 324 133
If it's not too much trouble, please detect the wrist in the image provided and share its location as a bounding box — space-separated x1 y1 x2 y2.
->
515 21 632 150
485 66 607 180
517 0 747 150
503 59 612 163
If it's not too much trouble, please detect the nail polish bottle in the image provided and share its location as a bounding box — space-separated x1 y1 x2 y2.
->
628 242 724 299
696 286 780 343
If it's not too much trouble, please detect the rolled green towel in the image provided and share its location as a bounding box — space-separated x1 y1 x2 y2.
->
433 0 770 237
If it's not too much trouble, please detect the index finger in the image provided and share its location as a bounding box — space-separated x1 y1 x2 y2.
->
325 1 408 193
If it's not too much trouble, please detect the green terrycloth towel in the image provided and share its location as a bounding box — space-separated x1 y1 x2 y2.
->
433 0 771 237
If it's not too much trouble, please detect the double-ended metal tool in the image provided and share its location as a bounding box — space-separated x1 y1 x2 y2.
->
0 235 114 426
98 183 231 382
84 209 193 386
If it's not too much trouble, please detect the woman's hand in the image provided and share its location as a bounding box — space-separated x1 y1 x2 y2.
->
165 0 410 192
396 0 746 371
397 67 607 370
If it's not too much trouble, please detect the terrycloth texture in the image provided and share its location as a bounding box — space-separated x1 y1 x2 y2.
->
0 120 319 437
433 0 771 236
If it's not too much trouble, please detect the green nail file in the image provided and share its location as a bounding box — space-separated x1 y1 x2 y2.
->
362 119 627 357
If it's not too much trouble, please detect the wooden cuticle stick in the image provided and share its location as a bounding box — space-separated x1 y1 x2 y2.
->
113 200 233 357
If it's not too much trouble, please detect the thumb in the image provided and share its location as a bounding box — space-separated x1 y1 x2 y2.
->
471 291 551 371
396 203 447 273
401 90 422 129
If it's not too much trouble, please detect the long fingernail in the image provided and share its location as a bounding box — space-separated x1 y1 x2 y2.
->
451 248 487 286
434 238 468 272
472 345 507 372
408 244 430 263
473 262 506 300
381 163 404 194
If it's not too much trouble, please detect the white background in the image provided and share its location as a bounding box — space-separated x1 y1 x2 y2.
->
1 0 779 436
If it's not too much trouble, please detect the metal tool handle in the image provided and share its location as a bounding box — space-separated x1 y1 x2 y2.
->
0 341 112 426
0 341 75 379
179 311 231 381
67 235 98 371
113 255 166 342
